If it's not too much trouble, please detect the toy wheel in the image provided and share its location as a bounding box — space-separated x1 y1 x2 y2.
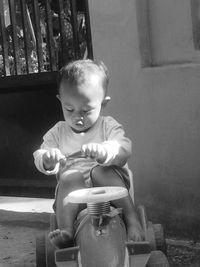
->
146 251 170 267
67 186 128 203
45 233 56 267
153 224 167 254
36 234 46 267
50 213 58 232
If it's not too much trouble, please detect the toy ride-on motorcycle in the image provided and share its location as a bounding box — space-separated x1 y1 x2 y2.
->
36 184 170 267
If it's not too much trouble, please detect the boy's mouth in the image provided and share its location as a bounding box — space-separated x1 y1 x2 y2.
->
76 120 84 126
71 120 91 133
71 120 85 133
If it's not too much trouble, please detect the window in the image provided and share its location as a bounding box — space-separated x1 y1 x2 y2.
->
0 0 93 77
135 0 200 67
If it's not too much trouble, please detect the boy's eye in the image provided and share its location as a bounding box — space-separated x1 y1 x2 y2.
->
83 108 94 113
66 108 73 112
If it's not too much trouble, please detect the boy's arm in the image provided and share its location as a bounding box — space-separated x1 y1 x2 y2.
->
33 149 60 175
33 123 61 175
101 117 132 167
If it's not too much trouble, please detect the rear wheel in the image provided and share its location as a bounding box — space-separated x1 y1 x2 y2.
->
153 224 167 254
45 233 56 267
50 213 58 232
36 234 46 267
146 251 170 267
48 214 57 267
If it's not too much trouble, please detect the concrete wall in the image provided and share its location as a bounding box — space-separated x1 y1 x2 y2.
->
88 0 200 239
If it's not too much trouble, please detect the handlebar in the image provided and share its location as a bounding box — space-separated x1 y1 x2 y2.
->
59 150 86 167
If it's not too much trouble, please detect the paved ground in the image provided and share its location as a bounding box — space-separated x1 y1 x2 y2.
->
167 239 200 267
0 197 199 267
0 197 53 267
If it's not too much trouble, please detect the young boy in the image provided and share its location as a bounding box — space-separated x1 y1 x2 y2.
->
33 59 143 248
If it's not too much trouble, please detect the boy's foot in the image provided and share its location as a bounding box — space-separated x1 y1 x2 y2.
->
127 223 144 242
48 229 73 248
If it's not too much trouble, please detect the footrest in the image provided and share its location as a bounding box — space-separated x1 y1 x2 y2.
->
126 241 151 255
55 246 79 267
126 242 151 267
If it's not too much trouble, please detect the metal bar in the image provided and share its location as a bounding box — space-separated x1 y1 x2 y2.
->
57 0 69 66
26 4 36 45
0 71 57 92
45 0 57 71
0 0 10 76
83 0 93 59
8 0 21 75
70 0 80 59
32 0 43 72
20 0 30 74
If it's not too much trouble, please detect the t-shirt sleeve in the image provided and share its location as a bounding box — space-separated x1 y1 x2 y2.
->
40 122 60 150
101 116 132 166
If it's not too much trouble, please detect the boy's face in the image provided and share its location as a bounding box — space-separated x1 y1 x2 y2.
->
59 74 105 133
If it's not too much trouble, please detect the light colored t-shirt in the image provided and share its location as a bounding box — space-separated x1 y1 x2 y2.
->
33 116 132 184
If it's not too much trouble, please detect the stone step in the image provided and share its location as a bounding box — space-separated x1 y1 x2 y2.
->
0 196 54 225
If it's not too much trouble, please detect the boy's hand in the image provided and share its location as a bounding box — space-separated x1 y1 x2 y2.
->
43 148 64 170
82 143 107 163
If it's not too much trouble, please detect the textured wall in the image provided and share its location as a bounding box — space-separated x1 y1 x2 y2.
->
88 0 200 239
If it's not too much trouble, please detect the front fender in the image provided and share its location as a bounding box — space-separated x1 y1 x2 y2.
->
76 214 126 267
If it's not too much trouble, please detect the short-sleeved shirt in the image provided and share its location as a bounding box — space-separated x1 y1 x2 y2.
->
33 116 132 185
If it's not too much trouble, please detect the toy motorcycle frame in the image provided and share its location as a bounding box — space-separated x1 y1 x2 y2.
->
36 152 170 267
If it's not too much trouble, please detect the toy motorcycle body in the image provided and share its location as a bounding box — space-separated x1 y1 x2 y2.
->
36 152 170 267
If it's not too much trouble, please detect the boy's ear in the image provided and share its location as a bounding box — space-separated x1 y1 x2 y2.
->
56 94 61 101
102 96 111 107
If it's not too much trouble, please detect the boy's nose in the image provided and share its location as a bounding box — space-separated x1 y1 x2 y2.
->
74 114 84 123
75 115 84 120
75 116 84 126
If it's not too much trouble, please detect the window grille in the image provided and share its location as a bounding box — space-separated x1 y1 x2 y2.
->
0 0 93 77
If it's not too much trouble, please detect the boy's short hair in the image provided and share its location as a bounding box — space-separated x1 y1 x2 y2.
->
58 59 109 95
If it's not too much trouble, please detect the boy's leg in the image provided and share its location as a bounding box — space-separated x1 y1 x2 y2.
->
90 166 144 241
49 170 86 248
